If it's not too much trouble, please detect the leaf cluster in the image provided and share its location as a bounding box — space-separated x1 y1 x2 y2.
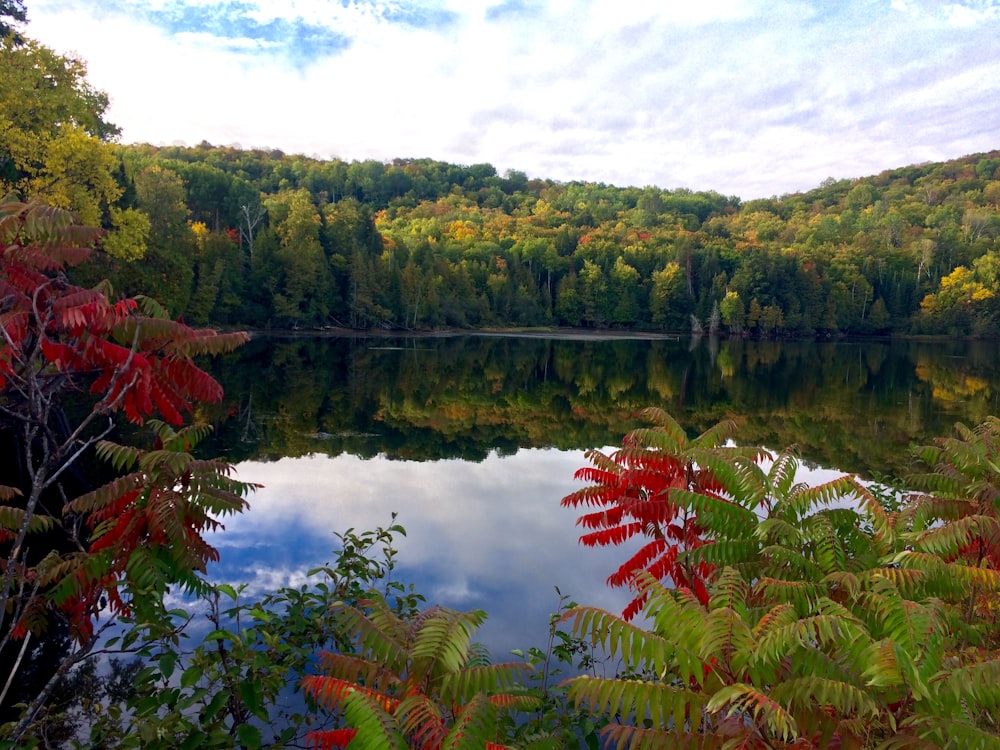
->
559 410 1000 748
303 592 534 750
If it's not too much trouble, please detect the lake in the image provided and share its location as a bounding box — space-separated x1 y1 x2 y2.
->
200 333 1000 656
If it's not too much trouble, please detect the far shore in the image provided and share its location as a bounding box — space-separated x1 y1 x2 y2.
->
246 326 686 342
236 326 974 344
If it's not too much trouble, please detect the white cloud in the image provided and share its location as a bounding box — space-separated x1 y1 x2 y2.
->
24 0 1000 198
203 449 637 653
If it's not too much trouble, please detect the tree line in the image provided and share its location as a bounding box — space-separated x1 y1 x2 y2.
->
4 32 1000 337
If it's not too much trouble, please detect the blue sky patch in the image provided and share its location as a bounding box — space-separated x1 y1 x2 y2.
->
485 0 536 22
378 1 459 30
144 2 351 66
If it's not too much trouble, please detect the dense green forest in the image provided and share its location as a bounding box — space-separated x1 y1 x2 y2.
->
86 145 1000 336
4 32 1000 337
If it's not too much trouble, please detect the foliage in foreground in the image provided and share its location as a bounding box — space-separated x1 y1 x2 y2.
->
72 521 423 750
303 593 534 750
558 408 1000 748
10 411 1000 749
0 196 249 745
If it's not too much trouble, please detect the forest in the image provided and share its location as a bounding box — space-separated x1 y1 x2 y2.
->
3 22 1000 337
75 145 1000 337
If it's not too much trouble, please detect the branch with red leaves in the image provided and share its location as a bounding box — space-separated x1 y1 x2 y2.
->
0 197 252 744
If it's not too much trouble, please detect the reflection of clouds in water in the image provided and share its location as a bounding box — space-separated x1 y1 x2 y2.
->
210 449 854 655
211 449 636 654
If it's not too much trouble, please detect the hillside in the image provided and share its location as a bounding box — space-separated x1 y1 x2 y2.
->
75 144 999 338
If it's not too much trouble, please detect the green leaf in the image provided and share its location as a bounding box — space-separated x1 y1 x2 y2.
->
216 583 239 601
159 651 178 680
203 629 235 643
236 723 262 748
201 689 228 721
180 665 202 689
239 679 267 721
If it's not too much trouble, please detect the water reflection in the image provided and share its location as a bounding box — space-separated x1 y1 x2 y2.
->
210 449 634 655
200 334 1000 654
207 335 1000 480
211 446 853 656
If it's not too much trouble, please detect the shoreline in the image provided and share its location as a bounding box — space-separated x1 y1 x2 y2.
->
245 326 686 342
238 326 977 344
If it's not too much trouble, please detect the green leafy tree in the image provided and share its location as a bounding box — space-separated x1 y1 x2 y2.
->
0 37 120 218
555 272 583 326
579 260 609 327
649 262 688 330
266 189 333 326
719 289 744 333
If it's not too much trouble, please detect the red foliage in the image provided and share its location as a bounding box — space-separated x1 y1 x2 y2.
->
562 412 732 618
1 200 246 424
1 198 251 643
307 727 357 750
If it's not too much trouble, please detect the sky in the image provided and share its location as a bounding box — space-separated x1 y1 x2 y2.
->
20 0 1000 199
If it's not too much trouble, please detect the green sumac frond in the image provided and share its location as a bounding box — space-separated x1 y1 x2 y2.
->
669 488 757 536
566 676 710 734
754 516 806 546
94 439 141 472
339 687 407 750
0 505 55 536
938 657 1000 714
560 605 673 676
753 611 869 670
910 513 1000 558
889 550 992 599
412 607 486 674
631 406 692 445
680 539 759 569
441 693 501 750
330 601 407 670
439 662 530 704
905 418 1000 571
700 607 754 671
706 683 799 743
775 474 867 518
758 543 827 580
708 566 749 613
768 676 879 721
305 592 529 750
854 576 937 652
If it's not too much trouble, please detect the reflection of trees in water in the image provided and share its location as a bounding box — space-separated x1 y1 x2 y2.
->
204 335 999 479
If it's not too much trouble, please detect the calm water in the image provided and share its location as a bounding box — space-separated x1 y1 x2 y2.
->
202 334 1000 654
